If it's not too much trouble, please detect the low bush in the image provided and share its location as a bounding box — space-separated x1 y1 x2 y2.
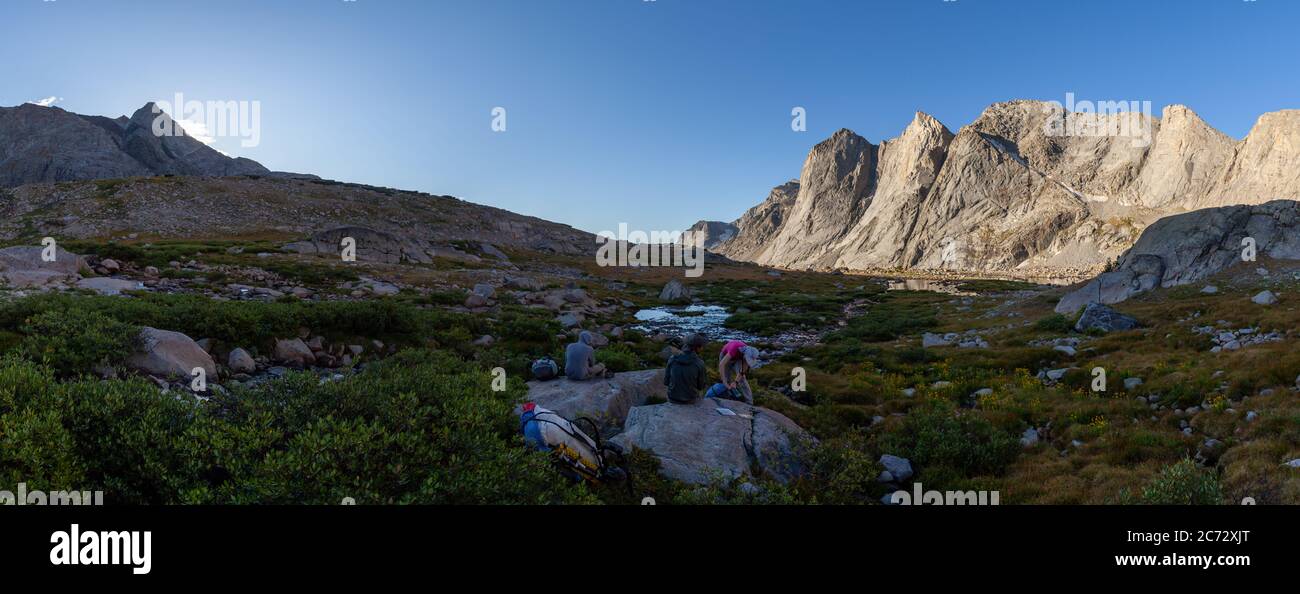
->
1115 459 1224 505
1034 313 1073 333
877 403 1021 479
596 344 641 373
14 309 139 377
0 351 595 504
0 293 431 348
826 293 940 343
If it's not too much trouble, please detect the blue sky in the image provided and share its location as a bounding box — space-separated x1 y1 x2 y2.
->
4 0 1298 235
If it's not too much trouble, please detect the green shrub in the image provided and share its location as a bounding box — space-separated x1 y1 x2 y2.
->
0 293 430 348
0 351 596 505
0 403 85 491
827 294 940 343
416 289 468 306
877 403 1020 478
1116 459 1224 505
792 430 882 504
15 309 139 377
1034 314 1073 333
596 344 640 373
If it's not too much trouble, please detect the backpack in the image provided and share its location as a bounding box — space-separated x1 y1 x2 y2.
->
706 382 745 402
531 357 559 381
519 403 628 487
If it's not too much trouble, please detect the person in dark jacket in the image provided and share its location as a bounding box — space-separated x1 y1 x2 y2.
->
664 333 708 404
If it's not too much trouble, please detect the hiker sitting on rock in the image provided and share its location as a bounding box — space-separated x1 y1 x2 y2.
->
718 339 759 404
564 331 607 381
664 333 708 404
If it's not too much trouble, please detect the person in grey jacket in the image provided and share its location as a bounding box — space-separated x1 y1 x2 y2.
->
564 331 607 380
664 333 708 404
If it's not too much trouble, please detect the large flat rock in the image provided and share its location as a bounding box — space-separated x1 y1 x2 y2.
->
523 369 665 437
611 398 810 485
126 327 217 380
0 245 84 288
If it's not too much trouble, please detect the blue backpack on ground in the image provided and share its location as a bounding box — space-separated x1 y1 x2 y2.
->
706 383 743 401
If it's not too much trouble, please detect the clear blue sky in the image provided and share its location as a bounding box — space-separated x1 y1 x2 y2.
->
4 0 1298 235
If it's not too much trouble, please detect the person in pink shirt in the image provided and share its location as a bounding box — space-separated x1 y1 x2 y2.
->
717 339 759 404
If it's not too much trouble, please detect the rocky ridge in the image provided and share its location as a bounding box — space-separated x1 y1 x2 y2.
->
0 102 271 187
707 101 1300 278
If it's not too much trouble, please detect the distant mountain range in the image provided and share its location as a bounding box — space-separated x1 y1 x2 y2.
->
7 99 1300 283
0 102 297 187
698 101 1300 277
0 102 590 257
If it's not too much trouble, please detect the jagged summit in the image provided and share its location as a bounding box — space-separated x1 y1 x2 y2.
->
0 102 269 187
711 101 1300 277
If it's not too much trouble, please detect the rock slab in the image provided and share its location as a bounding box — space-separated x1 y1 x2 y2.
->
611 398 810 485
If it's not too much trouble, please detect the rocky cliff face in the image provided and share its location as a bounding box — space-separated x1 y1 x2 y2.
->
0 102 269 187
684 220 738 251
710 101 1300 277
710 180 798 262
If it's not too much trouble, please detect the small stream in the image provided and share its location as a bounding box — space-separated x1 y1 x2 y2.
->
634 276 1051 362
632 304 828 365
632 304 762 344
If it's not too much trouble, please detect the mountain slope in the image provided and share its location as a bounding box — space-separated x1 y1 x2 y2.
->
0 102 269 187
0 176 594 256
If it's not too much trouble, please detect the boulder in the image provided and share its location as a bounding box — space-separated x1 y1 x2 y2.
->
1045 368 1075 381
472 283 496 299
283 226 420 264
426 245 481 263
562 288 590 304
556 312 583 328
273 338 317 368
1252 290 1278 305
0 245 84 288
228 348 257 374
505 276 544 291
479 243 510 261
658 279 691 302
126 327 217 380
1074 302 1139 333
922 332 953 348
1055 269 1148 314
1196 438 1227 465
75 277 144 296
1057 201 1300 311
878 455 913 482
363 279 400 296
612 398 810 485
524 369 665 437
